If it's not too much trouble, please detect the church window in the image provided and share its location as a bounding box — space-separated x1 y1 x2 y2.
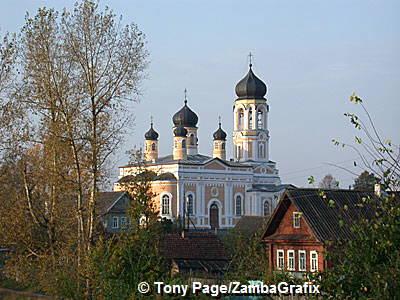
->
238 109 244 130
151 143 156 151
257 110 264 129
235 195 242 216
187 194 194 216
189 134 195 145
249 108 253 129
182 139 186 148
259 143 264 158
214 142 218 150
237 146 242 160
174 140 177 148
161 195 170 215
221 142 225 150
263 200 270 216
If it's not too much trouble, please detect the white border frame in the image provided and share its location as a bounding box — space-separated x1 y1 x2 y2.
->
277 249 284 270
287 250 295 271
298 250 306 271
310 250 318 272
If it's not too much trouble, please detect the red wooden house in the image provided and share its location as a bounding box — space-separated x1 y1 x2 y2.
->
262 188 378 277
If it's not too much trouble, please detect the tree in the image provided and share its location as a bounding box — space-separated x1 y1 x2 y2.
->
0 1 148 297
319 174 339 189
88 151 167 299
353 170 379 191
318 95 400 299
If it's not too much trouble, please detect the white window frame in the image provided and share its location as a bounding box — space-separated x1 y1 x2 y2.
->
186 192 195 216
160 193 172 216
112 216 119 229
120 216 127 229
234 193 243 216
310 251 318 272
277 249 284 270
299 250 306 271
293 212 301 228
287 250 295 271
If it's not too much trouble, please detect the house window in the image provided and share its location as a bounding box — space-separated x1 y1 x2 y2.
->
151 143 156 151
263 200 270 216
299 250 306 271
235 195 242 216
293 212 301 228
121 216 127 229
161 194 170 215
310 251 318 272
277 249 284 270
287 250 295 271
187 194 194 216
112 216 119 229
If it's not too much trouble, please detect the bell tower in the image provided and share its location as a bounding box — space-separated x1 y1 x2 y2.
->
233 55 269 162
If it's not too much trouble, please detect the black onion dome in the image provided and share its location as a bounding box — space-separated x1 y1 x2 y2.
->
144 123 159 140
235 65 267 99
174 124 188 137
213 123 227 140
172 101 198 127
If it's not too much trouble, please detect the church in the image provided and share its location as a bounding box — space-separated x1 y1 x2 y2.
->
114 61 292 229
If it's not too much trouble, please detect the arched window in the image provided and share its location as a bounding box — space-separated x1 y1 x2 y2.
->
249 108 253 129
189 134 195 145
174 140 177 148
221 142 225 150
259 143 264 158
151 143 156 151
257 110 264 129
187 194 194 216
182 139 186 148
161 195 170 215
214 142 219 150
263 200 270 216
237 146 242 160
235 195 242 216
238 109 244 130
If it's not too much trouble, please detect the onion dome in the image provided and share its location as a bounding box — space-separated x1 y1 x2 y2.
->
174 124 188 137
235 64 267 99
213 122 227 140
144 122 159 140
172 100 198 127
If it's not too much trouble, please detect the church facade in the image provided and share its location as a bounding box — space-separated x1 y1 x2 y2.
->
114 62 292 229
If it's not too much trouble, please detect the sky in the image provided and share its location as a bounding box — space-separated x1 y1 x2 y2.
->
1 0 399 189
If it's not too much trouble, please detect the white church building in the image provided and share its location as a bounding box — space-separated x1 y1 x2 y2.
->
114 61 293 229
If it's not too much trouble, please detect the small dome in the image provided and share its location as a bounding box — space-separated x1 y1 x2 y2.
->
144 123 159 140
213 123 227 140
174 124 188 137
172 101 198 127
235 65 267 99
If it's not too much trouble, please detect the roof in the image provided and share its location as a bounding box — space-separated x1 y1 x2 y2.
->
247 184 296 192
263 188 381 242
235 65 267 100
233 216 269 237
144 123 159 140
162 232 229 261
172 101 198 127
97 191 127 215
120 154 252 168
118 171 177 183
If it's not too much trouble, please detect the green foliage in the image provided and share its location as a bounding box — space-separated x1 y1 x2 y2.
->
318 194 400 299
353 170 379 191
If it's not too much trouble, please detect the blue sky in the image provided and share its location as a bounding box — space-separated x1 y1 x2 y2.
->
1 0 399 188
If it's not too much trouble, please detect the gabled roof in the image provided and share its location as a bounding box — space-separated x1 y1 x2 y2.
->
262 188 380 242
162 232 229 261
233 216 269 237
97 191 128 215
